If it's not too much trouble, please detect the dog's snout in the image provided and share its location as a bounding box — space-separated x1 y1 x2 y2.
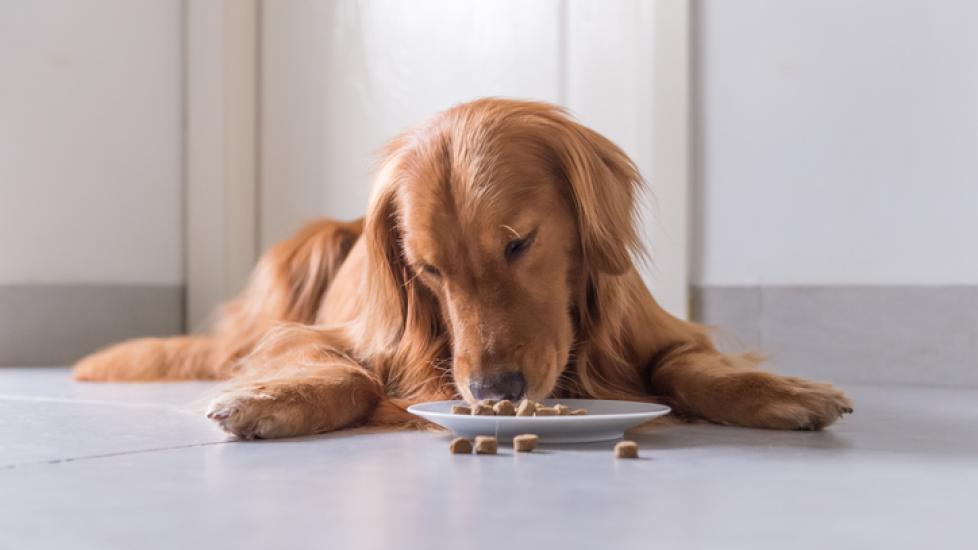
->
468 371 526 402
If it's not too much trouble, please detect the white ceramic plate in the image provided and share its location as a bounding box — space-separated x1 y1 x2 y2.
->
407 399 671 443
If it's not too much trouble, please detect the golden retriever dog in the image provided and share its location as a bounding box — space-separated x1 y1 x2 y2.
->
74 98 852 439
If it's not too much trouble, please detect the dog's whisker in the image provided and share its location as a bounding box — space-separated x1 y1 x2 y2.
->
500 224 522 239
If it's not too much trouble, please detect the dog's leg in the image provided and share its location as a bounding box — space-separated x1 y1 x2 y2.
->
73 218 363 382
205 325 383 439
74 335 222 381
649 345 853 430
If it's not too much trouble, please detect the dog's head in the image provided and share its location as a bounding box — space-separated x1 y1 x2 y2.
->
359 98 643 402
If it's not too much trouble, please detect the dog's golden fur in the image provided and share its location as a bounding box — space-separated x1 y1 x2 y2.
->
75 98 851 438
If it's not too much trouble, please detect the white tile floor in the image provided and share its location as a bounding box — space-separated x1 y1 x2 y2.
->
1 368 976 550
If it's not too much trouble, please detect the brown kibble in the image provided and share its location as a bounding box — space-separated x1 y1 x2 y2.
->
493 400 516 416
513 434 539 452
534 406 557 416
570 408 588 416
554 404 570 416
451 404 471 415
516 399 537 416
471 403 493 415
449 437 473 454
478 399 496 408
614 440 639 459
474 436 498 454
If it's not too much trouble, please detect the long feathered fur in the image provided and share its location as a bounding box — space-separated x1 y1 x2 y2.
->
75 98 852 437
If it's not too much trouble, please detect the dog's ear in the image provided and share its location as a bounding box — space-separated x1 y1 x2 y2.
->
538 111 644 275
358 142 412 351
356 137 448 393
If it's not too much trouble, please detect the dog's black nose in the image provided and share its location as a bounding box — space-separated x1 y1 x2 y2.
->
469 372 526 402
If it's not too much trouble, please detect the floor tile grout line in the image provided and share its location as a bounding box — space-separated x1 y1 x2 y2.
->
1 440 232 470
0 393 206 412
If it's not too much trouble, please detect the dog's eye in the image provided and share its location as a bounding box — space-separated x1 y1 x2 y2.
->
420 264 441 277
504 230 536 262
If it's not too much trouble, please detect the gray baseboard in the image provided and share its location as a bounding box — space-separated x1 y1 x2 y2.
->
4 283 974 386
692 286 978 388
0 284 184 367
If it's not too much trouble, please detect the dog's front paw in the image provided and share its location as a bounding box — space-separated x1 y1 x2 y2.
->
206 386 299 440
205 369 382 439
750 375 853 431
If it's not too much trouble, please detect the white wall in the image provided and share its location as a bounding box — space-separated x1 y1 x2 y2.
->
262 0 690 317
0 0 183 286
261 0 565 245
695 0 978 287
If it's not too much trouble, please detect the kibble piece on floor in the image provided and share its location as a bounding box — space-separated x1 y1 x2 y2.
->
492 399 516 416
474 436 498 454
451 404 471 415
614 440 639 459
471 403 494 415
516 399 537 416
554 404 570 416
534 406 557 416
513 434 539 452
570 408 588 416
449 437 473 454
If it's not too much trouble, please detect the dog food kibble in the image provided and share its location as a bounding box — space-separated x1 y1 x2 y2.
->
444 402 599 457
449 437 473 454
493 400 516 416
513 434 539 452
614 440 639 459
452 399 588 417
516 399 536 416
471 402 493 415
474 436 498 454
